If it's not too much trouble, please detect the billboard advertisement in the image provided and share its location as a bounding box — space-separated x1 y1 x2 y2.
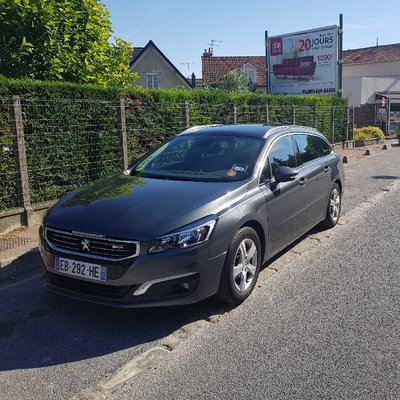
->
267 25 338 95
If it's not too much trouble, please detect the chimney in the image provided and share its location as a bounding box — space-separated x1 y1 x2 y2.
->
191 73 196 88
203 48 213 58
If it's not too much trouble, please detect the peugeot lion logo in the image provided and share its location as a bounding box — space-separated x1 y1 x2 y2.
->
81 239 91 251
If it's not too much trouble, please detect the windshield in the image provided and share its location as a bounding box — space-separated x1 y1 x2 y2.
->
130 135 264 182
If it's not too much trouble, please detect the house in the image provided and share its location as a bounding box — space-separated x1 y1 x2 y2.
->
343 43 400 106
343 43 400 130
201 49 266 92
130 40 192 89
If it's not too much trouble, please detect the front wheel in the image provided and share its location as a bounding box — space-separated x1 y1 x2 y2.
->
217 227 261 304
321 183 341 228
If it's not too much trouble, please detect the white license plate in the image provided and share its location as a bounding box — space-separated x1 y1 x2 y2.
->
55 257 106 282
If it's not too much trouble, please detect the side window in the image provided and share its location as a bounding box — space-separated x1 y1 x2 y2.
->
267 136 297 178
293 134 320 165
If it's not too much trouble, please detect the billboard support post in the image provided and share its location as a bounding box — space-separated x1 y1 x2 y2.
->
265 30 269 94
337 14 343 97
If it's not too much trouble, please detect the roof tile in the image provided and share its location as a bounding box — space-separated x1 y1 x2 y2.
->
343 43 400 65
202 56 266 85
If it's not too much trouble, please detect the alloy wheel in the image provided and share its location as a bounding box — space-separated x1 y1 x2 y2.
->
329 188 341 222
233 238 258 292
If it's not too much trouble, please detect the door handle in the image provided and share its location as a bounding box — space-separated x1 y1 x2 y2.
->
299 177 307 186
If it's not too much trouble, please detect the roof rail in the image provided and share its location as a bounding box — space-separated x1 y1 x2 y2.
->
180 124 222 134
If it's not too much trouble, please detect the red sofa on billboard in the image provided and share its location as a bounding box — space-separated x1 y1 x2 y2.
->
272 56 317 79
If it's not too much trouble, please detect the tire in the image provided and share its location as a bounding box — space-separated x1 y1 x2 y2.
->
321 183 341 228
217 227 261 304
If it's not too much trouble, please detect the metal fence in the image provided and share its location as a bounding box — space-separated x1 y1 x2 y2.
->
0 96 351 215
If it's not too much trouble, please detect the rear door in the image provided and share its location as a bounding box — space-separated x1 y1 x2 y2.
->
291 133 333 227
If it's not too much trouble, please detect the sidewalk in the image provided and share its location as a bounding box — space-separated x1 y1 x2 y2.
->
335 138 398 163
1 138 398 283
0 225 41 281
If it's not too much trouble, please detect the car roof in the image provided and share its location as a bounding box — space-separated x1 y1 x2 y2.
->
179 124 322 139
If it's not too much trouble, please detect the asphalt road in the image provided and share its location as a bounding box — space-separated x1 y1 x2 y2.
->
0 145 399 400
107 158 400 400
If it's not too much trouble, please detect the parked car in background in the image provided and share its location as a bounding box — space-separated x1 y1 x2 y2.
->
39 124 344 307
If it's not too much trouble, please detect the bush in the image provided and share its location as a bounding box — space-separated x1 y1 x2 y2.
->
354 126 384 141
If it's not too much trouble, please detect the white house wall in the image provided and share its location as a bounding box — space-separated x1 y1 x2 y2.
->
343 76 362 107
344 76 400 106
361 77 400 104
343 60 400 106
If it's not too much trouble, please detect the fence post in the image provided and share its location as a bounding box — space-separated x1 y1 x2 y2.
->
292 104 296 125
117 97 128 170
12 95 33 225
332 106 336 144
233 104 237 124
313 104 317 128
266 105 269 123
184 101 190 129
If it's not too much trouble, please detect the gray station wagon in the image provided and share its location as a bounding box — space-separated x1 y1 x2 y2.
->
40 124 344 307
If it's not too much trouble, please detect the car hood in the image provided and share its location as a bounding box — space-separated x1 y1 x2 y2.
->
44 174 249 240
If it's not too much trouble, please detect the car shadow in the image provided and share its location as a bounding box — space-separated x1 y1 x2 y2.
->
0 260 230 371
370 175 400 180
0 222 326 373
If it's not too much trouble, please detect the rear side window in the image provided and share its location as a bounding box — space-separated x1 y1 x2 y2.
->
293 134 332 166
312 136 332 157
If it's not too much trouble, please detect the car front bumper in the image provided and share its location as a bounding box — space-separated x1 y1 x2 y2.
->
39 227 226 308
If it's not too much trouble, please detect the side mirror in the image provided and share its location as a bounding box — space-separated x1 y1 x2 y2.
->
274 166 298 183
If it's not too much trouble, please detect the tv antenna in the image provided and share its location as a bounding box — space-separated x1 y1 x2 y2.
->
208 39 223 50
180 62 196 71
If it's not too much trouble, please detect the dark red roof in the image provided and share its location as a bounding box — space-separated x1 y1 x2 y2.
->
343 43 400 65
202 55 266 86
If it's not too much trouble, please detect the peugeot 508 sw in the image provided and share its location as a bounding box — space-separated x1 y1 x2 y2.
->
40 124 344 307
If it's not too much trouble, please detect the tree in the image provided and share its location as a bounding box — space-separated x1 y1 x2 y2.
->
0 0 137 86
208 70 256 93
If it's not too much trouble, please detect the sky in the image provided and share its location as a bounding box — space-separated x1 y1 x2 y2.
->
102 0 400 78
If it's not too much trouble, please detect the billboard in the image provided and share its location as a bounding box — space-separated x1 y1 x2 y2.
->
267 25 338 95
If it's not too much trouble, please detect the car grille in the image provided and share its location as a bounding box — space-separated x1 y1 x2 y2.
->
45 227 140 261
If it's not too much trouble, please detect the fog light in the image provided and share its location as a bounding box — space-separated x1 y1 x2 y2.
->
181 282 190 290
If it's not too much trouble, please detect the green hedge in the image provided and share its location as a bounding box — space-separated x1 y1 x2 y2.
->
0 97 19 210
0 78 121 208
0 77 348 211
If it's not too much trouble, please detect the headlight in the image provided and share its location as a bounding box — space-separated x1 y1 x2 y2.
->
149 219 216 254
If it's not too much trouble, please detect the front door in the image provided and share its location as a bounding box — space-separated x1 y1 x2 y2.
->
260 135 309 255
